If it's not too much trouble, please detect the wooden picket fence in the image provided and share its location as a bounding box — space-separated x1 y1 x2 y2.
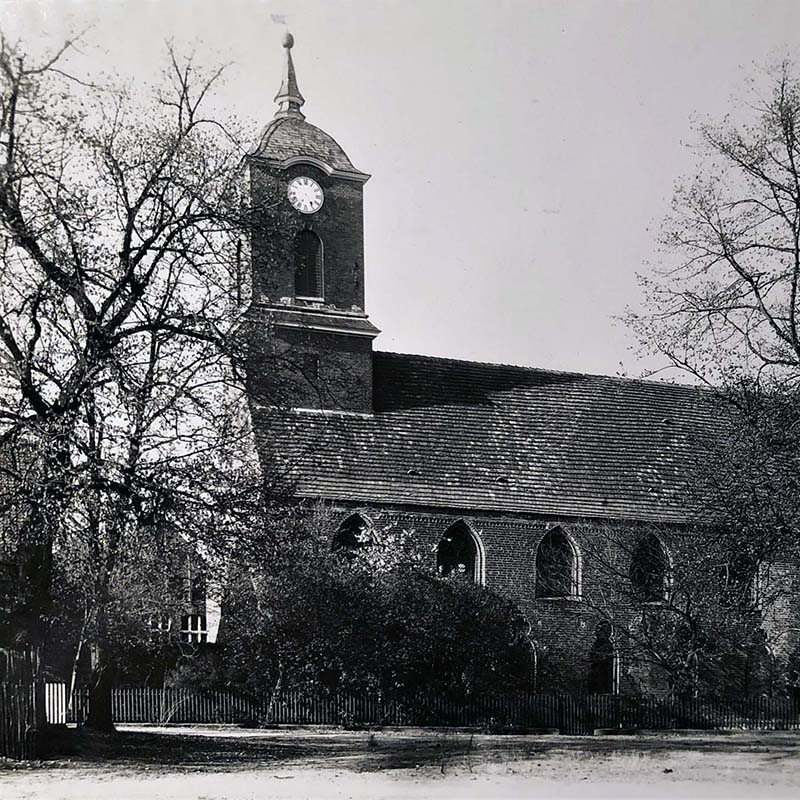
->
0 682 36 759
0 648 36 760
66 686 800 735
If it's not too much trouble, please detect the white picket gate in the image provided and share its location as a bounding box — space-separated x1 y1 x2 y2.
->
45 682 67 724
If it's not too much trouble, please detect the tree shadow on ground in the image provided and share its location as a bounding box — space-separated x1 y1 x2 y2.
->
34 727 800 774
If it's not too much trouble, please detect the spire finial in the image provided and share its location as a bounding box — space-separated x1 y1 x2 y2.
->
274 31 305 120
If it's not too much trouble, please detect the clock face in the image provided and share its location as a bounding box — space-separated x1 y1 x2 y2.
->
287 176 324 214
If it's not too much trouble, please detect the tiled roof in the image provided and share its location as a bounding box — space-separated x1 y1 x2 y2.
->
254 352 718 523
250 117 360 174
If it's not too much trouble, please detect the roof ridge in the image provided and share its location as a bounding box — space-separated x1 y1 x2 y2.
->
374 350 707 393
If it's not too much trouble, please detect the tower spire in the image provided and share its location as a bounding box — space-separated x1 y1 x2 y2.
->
274 32 305 119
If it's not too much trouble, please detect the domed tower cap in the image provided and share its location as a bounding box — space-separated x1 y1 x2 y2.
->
274 31 305 119
251 31 369 181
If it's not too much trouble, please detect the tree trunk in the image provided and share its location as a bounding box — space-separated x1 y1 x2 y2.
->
17 429 73 735
22 540 54 734
264 661 283 725
66 618 87 719
84 643 116 731
31 643 47 734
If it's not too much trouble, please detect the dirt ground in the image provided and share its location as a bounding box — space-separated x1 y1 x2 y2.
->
2 725 799 799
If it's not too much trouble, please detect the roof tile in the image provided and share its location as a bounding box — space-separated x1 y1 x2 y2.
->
254 352 717 523
250 117 359 173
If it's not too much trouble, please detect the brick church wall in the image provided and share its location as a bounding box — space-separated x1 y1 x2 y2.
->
329 502 685 693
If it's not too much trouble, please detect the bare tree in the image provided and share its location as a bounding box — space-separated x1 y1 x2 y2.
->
576 522 783 697
631 61 800 388
0 33 265 730
625 61 800 694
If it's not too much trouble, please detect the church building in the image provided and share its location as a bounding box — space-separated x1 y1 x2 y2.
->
243 35 752 694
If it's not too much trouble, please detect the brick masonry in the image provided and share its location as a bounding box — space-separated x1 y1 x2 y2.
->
246 155 377 413
325 502 694 693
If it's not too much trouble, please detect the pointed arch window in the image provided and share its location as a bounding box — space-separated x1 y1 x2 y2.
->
437 521 484 584
333 513 373 552
535 529 580 598
295 229 324 300
630 534 670 602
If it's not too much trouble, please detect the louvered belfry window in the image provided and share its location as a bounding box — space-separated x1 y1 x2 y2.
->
295 229 323 299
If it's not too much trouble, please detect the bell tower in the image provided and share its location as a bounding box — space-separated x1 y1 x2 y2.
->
246 33 379 413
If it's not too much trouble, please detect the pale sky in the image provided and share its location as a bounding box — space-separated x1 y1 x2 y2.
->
2 0 799 379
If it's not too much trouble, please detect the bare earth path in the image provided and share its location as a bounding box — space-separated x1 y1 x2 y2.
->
2 725 799 799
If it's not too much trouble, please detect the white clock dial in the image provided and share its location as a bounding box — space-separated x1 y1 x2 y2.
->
287 176 324 214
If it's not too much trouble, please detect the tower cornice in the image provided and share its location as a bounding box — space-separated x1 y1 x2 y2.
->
247 153 370 184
